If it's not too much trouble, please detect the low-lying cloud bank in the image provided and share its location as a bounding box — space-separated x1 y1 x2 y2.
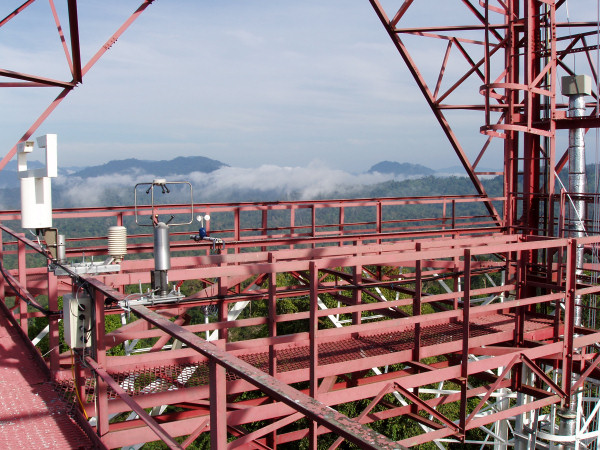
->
53 162 429 207
188 163 402 200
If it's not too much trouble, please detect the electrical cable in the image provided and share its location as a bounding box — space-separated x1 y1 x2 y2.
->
0 259 55 315
554 172 590 238
70 348 89 420
28 229 42 249
566 0 575 71
591 0 600 330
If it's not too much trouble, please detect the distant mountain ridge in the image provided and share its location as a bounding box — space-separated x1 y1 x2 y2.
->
3 155 598 210
368 161 435 176
0 155 228 188
0 160 45 189
435 165 497 175
1 158 489 184
367 161 501 177
71 155 228 178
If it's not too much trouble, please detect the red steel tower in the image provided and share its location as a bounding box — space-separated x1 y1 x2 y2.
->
1 1 600 448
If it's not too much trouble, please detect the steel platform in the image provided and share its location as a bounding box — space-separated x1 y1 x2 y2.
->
0 304 98 449
57 312 555 401
1 202 599 448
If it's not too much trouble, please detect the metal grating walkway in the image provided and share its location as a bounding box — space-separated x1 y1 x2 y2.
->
0 309 97 449
57 312 555 402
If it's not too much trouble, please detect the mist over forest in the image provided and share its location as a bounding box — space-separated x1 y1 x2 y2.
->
0 156 506 210
5 154 595 211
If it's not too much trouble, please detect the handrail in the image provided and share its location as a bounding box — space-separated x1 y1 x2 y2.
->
0 193 505 219
0 195 506 261
0 223 50 256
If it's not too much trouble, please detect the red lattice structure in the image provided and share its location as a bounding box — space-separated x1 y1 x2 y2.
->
1 1 600 449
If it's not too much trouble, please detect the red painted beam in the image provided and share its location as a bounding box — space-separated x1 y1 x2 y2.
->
130 305 404 449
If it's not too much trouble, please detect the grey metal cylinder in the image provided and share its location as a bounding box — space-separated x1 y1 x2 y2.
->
557 408 577 449
559 77 589 449
57 234 66 263
153 222 171 271
152 270 169 297
567 93 586 327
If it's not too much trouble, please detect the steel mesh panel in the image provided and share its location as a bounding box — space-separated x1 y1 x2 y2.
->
55 312 552 404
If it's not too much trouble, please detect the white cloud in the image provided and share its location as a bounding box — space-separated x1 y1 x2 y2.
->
2 0 596 177
1 0 422 174
54 170 148 206
225 30 265 48
52 161 413 206
189 162 399 200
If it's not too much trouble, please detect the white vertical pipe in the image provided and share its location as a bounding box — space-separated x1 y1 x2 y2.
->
567 92 587 327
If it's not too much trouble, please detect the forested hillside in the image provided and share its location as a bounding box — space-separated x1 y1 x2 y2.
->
6 158 600 243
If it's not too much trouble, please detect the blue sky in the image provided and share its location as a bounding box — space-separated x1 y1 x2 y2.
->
0 1 597 175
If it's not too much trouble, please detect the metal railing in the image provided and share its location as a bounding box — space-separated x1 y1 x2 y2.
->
4 197 600 448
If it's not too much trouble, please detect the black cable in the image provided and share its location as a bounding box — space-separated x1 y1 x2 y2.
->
0 260 55 316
